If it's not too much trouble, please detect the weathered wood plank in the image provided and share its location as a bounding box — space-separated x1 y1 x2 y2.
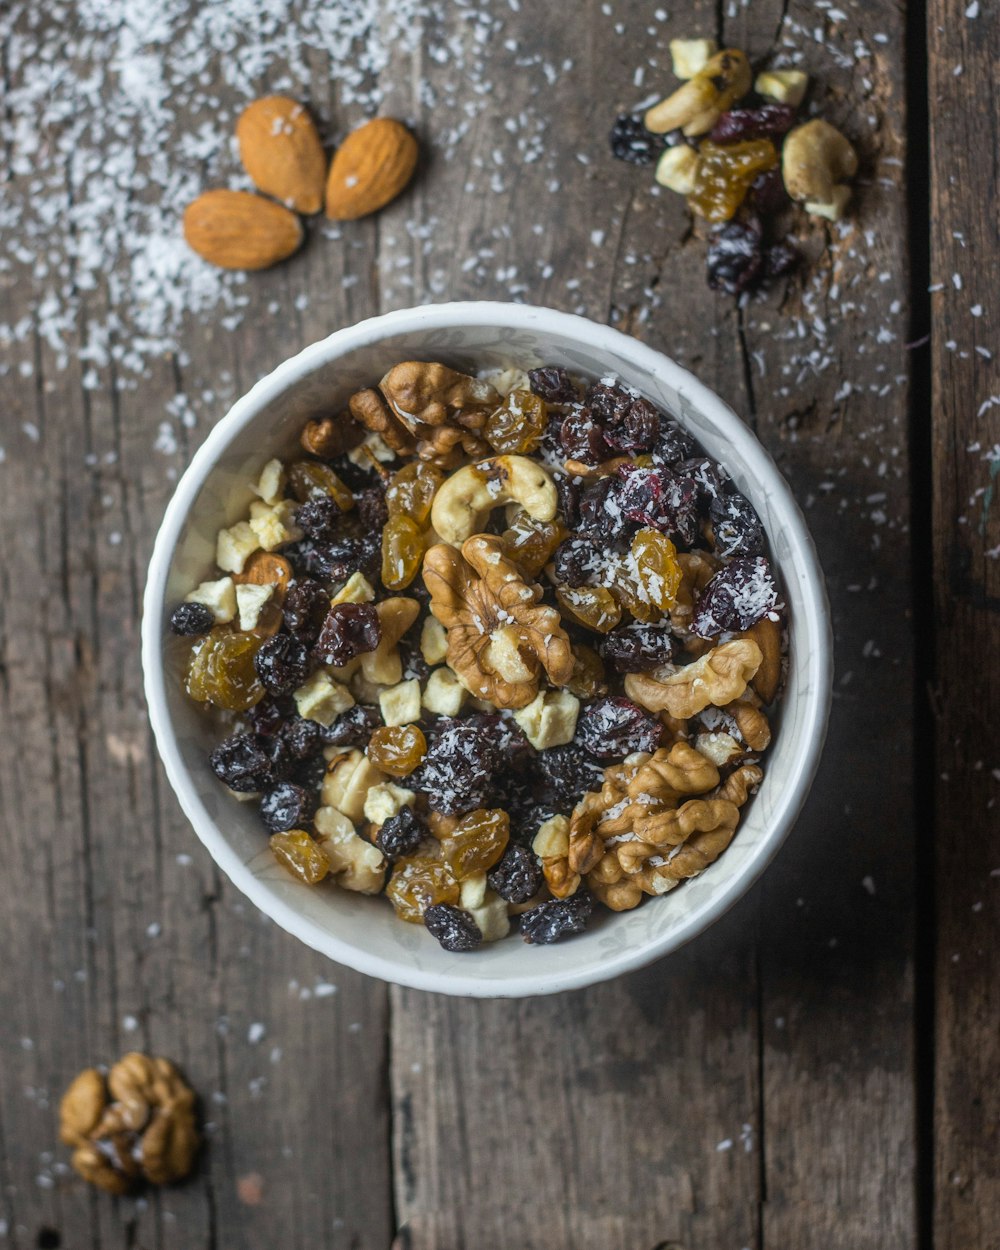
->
928 0 1000 1243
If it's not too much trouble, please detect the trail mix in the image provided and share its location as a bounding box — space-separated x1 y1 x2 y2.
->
171 361 785 951
610 39 858 295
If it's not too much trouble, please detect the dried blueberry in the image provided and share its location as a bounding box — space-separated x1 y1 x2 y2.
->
560 409 610 465
520 892 593 944
260 781 317 832
375 805 427 862
597 622 674 672
283 578 331 644
295 497 343 543
424 903 482 952
487 843 543 904
708 104 797 145
691 555 779 637
575 696 663 759
527 366 579 404
618 465 699 545
707 218 765 296
710 491 765 557
169 601 214 636
321 703 381 748
253 634 310 697
313 602 381 667
537 744 605 809
210 733 289 793
609 113 664 165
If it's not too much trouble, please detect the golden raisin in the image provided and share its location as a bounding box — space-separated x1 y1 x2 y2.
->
564 644 608 699
385 461 444 526
270 830 330 885
367 724 427 777
288 460 354 511
381 514 426 590
439 808 510 880
501 510 565 577
613 529 682 622
386 856 460 923
186 630 264 710
556 585 622 633
484 389 549 454
688 139 778 222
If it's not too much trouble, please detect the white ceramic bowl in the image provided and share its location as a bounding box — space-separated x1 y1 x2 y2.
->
142 302 832 998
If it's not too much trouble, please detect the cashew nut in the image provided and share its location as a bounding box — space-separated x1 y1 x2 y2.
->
644 49 751 137
782 119 858 214
430 455 557 545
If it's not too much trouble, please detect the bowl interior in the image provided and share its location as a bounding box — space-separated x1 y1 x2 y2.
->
146 305 830 997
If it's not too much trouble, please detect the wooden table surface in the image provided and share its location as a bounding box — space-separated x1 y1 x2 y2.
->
1 1 997 1247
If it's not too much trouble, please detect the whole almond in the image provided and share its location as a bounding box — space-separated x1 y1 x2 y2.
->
236 96 326 215
325 118 418 221
183 190 303 270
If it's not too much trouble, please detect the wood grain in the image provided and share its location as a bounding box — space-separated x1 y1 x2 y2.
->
928 0 1000 1244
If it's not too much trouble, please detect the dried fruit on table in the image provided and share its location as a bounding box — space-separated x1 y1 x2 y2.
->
186 630 265 710
270 829 330 884
288 460 355 510
386 856 460 922
687 139 778 223
708 104 797 145
381 514 427 590
438 808 510 880
236 96 327 215
485 389 549 454
367 723 427 777
183 190 303 271
609 113 666 165
424 903 482 952
325 117 419 221
556 584 622 633
385 460 444 525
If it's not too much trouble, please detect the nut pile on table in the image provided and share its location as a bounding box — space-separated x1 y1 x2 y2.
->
170 361 785 950
610 38 859 294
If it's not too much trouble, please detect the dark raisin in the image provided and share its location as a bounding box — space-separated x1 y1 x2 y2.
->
355 485 388 531
609 113 664 165
560 409 609 465
253 634 309 697
289 533 380 583
321 703 381 748
710 491 765 557
409 718 502 815
328 453 381 493
652 418 697 466
398 634 432 682
584 380 632 423
764 240 799 278
280 715 322 759
424 903 482 952
210 732 289 793
552 536 602 586
691 555 779 637
708 104 797 145
597 623 674 672
520 891 593 944
575 695 663 759
487 843 543 904
749 167 789 215
169 601 215 635
291 751 328 793
676 457 729 510
247 696 291 736
537 744 605 808
283 578 331 643
556 475 582 528
375 805 427 862
295 497 343 542
260 782 317 832
618 465 699 545
313 602 381 667
527 366 579 404
603 396 661 454
706 217 765 296
578 476 627 544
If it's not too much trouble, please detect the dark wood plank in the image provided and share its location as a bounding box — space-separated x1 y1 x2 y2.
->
928 0 1000 1243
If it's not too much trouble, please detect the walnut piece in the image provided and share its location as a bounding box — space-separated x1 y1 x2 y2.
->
300 412 364 458
380 361 499 429
624 638 762 719
348 387 416 455
59 1054 198 1193
423 534 573 709
742 615 782 704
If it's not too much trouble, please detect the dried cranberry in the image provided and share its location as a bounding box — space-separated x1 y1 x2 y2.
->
355 485 388 531
691 555 779 637
706 218 765 296
527 366 579 404
556 475 582 528
210 733 289 793
424 903 482 952
652 419 697 466
260 781 317 832
253 634 309 696
280 715 322 759
321 703 381 747
603 396 661 454
169 602 214 635
575 696 663 759
708 104 797 145
376 806 427 862
578 476 626 544
283 578 331 643
487 843 543 904
520 892 593 944
295 497 343 542
710 491 765 557
749 167 789 215
410 718 503 815
560 409 609 465
676 457 729 510
537 744 605 808
552 536 602 586
618 465 699 545
764 240 799 279
313 602 381 667
598 623 674 672
609 114 664 165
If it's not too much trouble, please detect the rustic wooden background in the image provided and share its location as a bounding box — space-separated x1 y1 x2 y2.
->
0 0 997 1247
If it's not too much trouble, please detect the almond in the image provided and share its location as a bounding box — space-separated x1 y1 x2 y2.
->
183 190 303 270
325 118 418 221
236 96 326 214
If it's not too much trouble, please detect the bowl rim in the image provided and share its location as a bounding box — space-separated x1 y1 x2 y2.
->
141 300 832 998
